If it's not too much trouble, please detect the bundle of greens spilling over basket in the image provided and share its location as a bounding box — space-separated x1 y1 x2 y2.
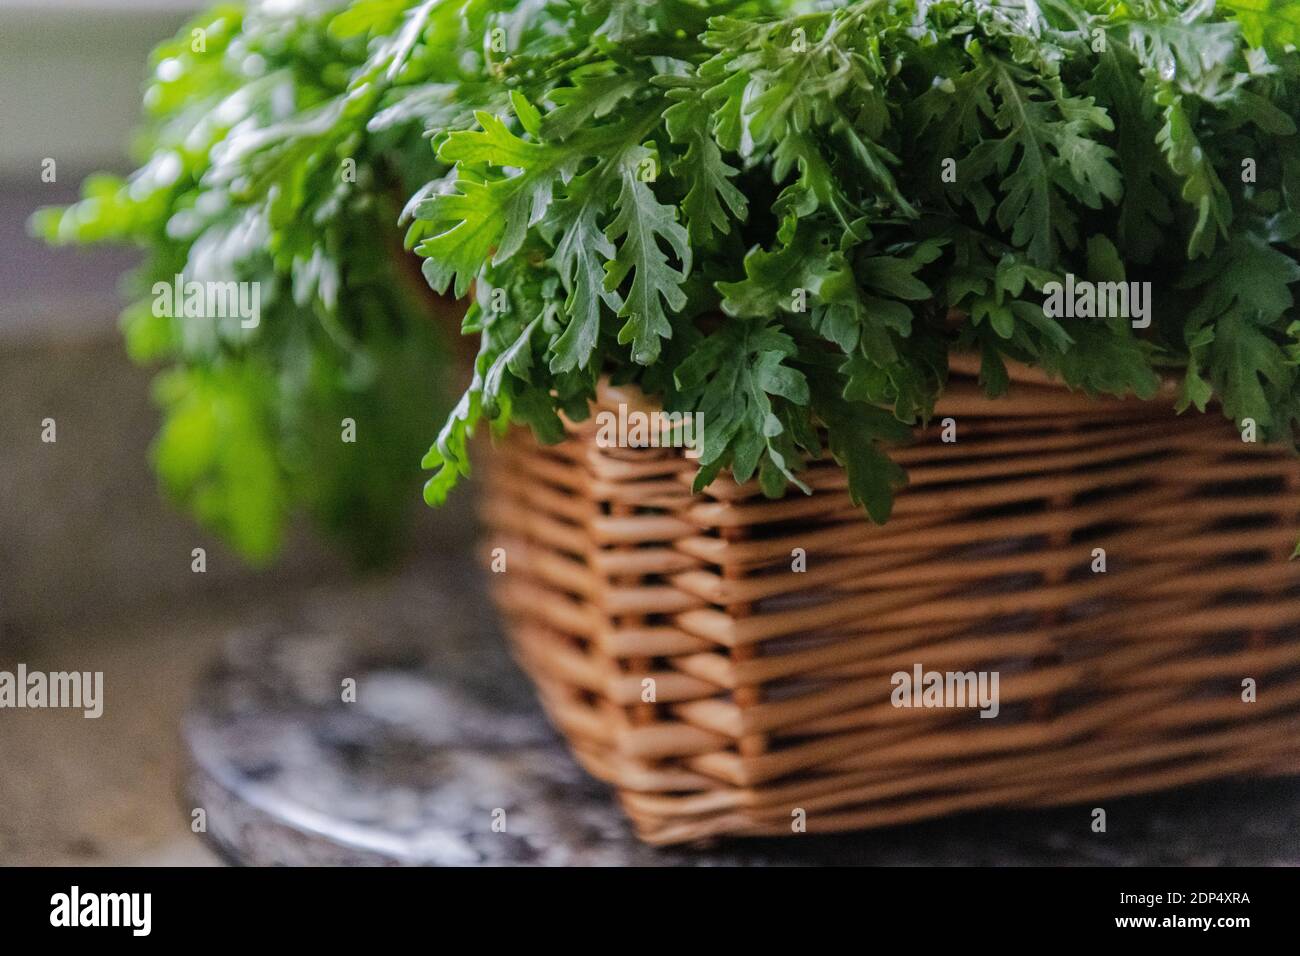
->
40 0 1300 843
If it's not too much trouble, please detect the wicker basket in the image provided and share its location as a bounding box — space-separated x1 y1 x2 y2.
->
481 357 1300 845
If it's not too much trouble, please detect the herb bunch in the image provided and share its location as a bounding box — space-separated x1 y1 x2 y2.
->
39 0 1300 556
36 0 463 561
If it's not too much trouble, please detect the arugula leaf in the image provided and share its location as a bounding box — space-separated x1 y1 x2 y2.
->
1088 34 1174 262
547 178 622 373
544 66 644 141
604 145 693 365
810 369 911 523
673 318 811 493
418 107 574 296
962 55 1122 265
1153 84 1233 258
1180 231 1300 433
662 76 749 245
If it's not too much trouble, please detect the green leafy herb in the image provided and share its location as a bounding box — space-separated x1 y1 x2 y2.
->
35 0 1300 559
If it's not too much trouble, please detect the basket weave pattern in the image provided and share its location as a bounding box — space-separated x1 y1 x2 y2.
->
483 366 1300 845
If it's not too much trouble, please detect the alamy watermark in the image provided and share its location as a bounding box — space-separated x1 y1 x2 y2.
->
0 664 103 718
594 403 703 459
50 887 150 936
152 273 261 329
891 664 1000 718
1043 273 1151 329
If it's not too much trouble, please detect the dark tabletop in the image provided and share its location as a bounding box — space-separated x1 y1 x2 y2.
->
183 560 1300 866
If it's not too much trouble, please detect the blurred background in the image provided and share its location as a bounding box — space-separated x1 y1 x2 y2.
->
0 0 478 865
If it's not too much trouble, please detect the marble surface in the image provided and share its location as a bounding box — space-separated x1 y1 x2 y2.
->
183 562 1300 866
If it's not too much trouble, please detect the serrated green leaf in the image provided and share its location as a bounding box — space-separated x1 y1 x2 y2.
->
605 146 692 365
